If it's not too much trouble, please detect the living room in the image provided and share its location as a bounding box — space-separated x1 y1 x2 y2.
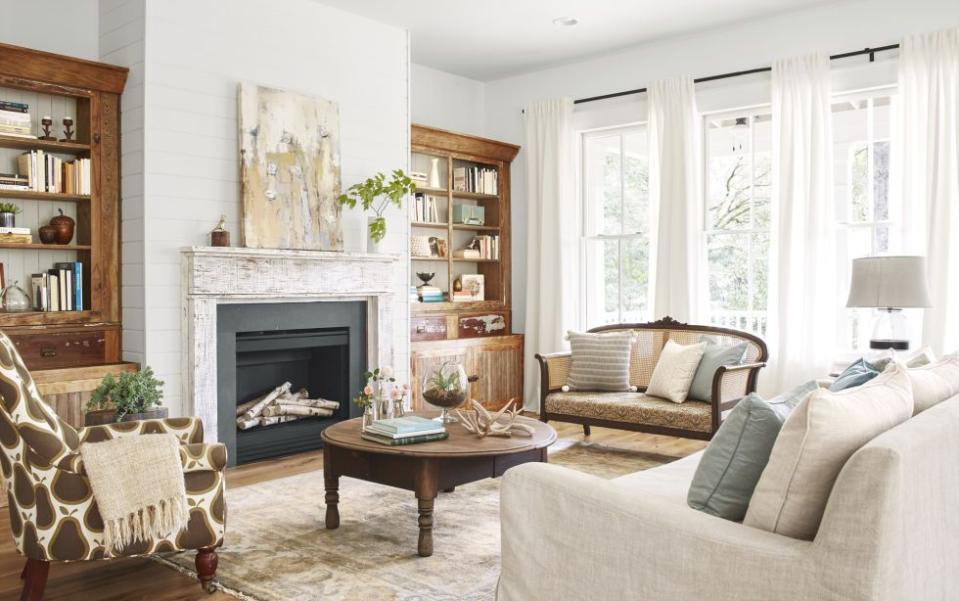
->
0 0 956 599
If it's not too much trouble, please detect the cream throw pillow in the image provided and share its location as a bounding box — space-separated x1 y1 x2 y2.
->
905 356 959 414
645 339 707 403
744 364 914 540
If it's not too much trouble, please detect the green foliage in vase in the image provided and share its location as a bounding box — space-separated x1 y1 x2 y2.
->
86 368 164 421
0 202 22 214
426 369 461 392
337 169 415 243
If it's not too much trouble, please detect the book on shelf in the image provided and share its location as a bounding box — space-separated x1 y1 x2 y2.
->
412 192 441 223
31 261 83 312
452 165 498 195
360 430 449 446
17 152 90 194
0 228 31 244
457 235 499 260
0 101 29 113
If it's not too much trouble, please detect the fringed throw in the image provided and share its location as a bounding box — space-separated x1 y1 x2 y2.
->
80 432 189 553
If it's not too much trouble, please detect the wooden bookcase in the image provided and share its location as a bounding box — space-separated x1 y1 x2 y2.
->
410 125 523 411
0 44 135 424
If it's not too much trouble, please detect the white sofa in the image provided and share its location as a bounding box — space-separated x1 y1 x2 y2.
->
498 394 959 601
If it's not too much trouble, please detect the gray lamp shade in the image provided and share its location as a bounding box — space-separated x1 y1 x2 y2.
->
846 256 932 308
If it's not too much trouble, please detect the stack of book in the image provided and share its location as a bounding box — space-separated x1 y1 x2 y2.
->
453 166 498 195
0 101 33 138
453 235 499 260
0 227 32 244
0 173 30 191
413 193 441 223
417 285 444 303
31 261 83 312
17 151 91 194
410 171 428 186
361 416 448 446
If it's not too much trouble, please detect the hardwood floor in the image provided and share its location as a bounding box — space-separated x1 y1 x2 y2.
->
0 423 704 600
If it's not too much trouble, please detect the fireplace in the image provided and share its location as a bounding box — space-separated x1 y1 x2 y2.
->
216 301 366 465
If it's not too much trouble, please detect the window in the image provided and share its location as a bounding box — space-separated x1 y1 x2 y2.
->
833 90 900 349
580 125 650 327
703 109 772 336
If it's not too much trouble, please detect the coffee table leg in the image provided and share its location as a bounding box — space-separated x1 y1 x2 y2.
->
324 450 340 529
417 496 434 557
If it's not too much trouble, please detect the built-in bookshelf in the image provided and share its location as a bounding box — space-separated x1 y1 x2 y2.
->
0 43 131 398
410 125 522 411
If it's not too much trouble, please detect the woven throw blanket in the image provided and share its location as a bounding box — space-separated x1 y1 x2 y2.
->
80 432 189 553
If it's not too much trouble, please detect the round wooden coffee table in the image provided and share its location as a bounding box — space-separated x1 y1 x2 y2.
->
321 413 557 557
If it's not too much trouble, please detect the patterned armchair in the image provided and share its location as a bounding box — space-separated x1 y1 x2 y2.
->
0 332 226 600
536 317 768 440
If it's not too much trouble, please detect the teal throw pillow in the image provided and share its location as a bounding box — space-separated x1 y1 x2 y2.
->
688 339 748 402
829 358 880 391
687 380 819 521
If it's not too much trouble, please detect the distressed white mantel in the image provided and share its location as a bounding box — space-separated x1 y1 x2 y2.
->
181 246 399 442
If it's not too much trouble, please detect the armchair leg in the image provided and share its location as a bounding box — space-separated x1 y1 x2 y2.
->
19 559 49 601
583 424 591 437
195 548 218 594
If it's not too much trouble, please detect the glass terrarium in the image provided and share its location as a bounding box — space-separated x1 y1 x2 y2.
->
422 361 469 423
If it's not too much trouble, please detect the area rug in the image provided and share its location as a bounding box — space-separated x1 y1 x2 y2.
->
157 442 677 601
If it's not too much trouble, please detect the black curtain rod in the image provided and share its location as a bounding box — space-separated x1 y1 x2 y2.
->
524 43 900 111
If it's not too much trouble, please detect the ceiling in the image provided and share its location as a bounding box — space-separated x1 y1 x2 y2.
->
320 0 840 81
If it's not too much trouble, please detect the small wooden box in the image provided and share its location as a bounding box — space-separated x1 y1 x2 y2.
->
458 313 508 338
10 330 108 370
411 316 448 342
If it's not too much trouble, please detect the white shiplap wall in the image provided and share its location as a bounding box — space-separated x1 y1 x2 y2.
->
138 0 410 416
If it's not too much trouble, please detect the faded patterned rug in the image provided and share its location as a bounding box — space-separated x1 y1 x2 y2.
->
157 442 676 601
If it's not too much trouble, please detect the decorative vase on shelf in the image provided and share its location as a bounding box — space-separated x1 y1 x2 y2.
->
0 212 15 228
428 157 441 189
2 281 30 312
367 216 381 254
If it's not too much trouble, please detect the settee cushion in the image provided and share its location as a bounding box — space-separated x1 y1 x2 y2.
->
744 364 914 540
646 340 707 403
906 355 959 414
688 339 747 401
687 380 818 521
566 331 636 391
545 391 712 433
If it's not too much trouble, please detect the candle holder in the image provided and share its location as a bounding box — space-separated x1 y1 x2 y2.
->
39 116 55 141
60 117 75 142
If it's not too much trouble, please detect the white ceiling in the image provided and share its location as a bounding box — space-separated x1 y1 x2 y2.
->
320 0 840 81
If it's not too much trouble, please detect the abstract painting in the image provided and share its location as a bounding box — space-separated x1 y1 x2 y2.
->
239 83 343 250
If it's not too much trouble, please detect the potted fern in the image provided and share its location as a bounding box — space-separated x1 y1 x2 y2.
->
337 169 415 253
84 368 166 425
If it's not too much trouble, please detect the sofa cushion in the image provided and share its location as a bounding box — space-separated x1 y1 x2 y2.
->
828 357 881 391
744 364 914 540
688 339 747 402
687 380 818 521
646 340 707 403
545 391 712 433
906 356 959 414
566 331 635 392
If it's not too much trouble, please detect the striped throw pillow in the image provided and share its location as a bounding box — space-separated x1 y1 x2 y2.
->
566 331 636 392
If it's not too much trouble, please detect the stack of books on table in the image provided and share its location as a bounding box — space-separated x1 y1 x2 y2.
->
0 102 33 138
418 285 444 303
361 416 448 446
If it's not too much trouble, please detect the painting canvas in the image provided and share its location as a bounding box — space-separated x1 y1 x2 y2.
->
239 83 343 250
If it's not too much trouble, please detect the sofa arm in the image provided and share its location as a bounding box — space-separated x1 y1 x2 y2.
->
498 462 814 601
78 416 205 445
57 441 227 476
712 362 765 408
536 352 571 416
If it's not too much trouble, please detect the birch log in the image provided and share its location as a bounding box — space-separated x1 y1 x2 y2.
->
258 415 301 426
281 397 340 410
241 382 292 420
263 404 334 417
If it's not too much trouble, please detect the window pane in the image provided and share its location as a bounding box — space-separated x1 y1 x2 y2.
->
752 115 773 229
622 130 649 235
832 98 870 223
621 237 649 322
584 134 622 235
873 140 890 221
706 116 752 231
708 234 749 312
584 238 620 326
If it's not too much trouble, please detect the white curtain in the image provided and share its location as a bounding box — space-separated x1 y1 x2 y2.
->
767 54 837 392
897 28 959 355
648 77 704 322
523 98 577 410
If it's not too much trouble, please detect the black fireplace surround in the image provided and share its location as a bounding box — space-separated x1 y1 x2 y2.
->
216 302 366 465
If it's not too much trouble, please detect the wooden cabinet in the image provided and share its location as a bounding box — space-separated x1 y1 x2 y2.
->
411 335 524 412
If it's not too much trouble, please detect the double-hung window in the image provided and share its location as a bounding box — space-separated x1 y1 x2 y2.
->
580 125 651 327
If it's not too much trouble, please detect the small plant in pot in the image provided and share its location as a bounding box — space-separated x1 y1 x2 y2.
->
337 169 415 253
84 367 166 425
0 203 21 228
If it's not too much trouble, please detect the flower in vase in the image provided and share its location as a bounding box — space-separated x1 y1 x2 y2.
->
390 387 401 401
363 384 374 396
381 366 394 379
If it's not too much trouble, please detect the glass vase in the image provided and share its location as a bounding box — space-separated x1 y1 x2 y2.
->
422 361 469 423
361 406 374 431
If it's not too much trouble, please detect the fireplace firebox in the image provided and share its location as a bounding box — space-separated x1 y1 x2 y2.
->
216 302 366 465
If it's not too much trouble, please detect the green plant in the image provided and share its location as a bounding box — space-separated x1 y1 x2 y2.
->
0 203 22 214
337 169 415 243
86 368 164 421
353 366 396 409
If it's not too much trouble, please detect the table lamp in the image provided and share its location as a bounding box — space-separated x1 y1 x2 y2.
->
846 256 932 350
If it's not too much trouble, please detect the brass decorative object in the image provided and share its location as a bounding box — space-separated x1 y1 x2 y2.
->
40 116 55 140
60 116 75 142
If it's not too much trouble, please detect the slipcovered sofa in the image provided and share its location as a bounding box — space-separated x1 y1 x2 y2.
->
536 317 768 439
498 393 959 601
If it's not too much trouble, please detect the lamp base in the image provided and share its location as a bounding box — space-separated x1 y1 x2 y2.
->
869 339 910 351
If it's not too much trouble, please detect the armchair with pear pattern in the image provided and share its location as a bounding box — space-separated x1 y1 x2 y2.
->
0 332 226 600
